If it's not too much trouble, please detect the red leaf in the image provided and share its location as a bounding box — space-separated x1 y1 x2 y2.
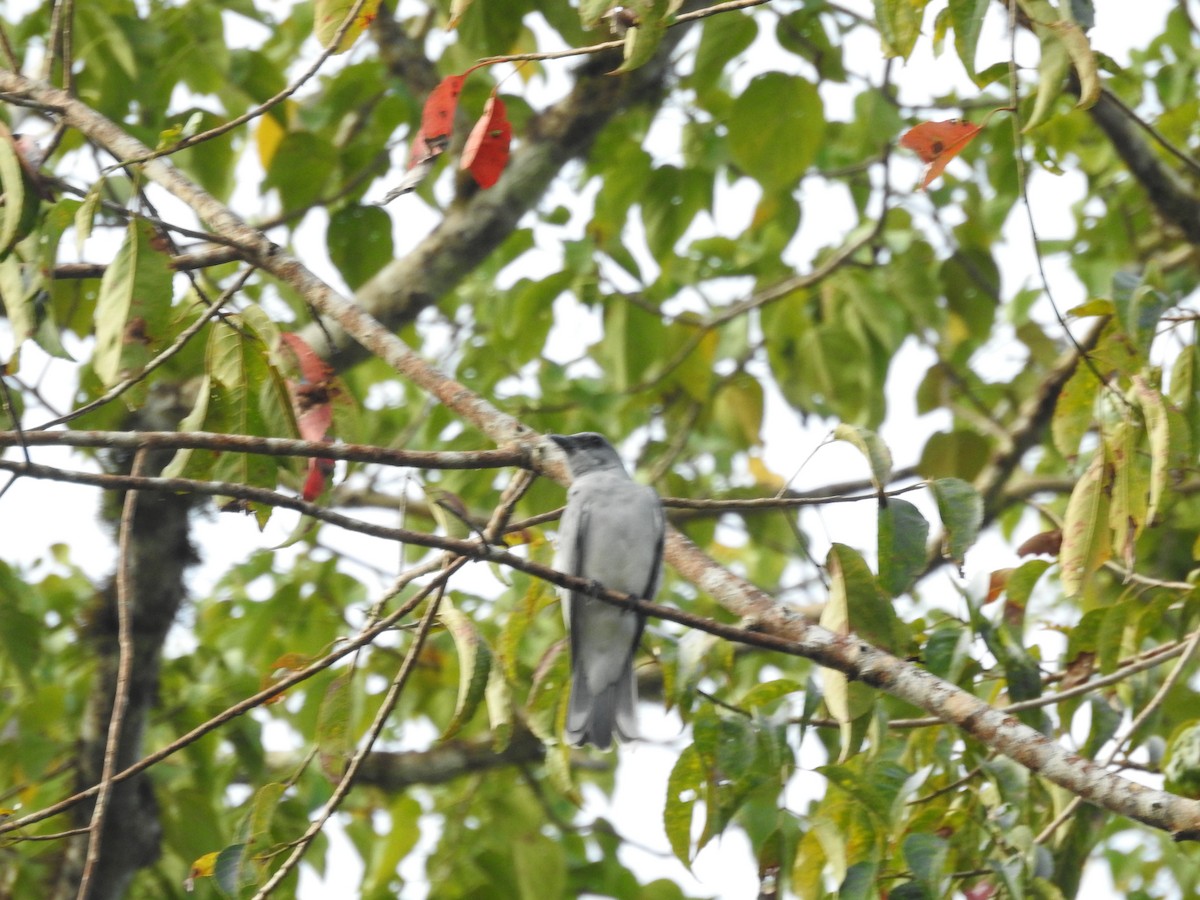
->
460 90 512 189
280 333 336 499
899 119 981 189
280 332 332 387
302 457 335 501
421 74 465 146
407 126 432 169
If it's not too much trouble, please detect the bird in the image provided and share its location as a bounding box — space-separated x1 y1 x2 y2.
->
550 432 665 750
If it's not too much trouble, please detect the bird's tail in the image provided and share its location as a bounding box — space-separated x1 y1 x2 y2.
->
566 662 638 750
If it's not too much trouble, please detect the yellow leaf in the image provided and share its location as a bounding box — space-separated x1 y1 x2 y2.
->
256 112 286 171
185 851 218 891
748 455 785 492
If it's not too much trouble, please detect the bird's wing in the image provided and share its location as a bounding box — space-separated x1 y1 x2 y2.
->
560 483 590 662
641 489 666 600
557 484 586 579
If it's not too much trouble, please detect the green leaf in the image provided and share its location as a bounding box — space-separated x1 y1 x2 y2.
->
922 623 971 682
514 833 567 900
877 498 929 597
0 256 34 350
1106 419 1147 569
664 744 704 866
364 795 422 895
439 601 493 739
833 423 893 492
485 664 513 751
1051 356 1101 458
931 477 984 566
213 842 249 897
615 19 668 74
691 12 757 102
903 832 949 896
1096 599 1135 675
327 204 394 290
74 180 105 257
579 0 612 28
1059 450 1112 597
93 220 175 396
1113 271 1173 359
317 672 353 776
874 0 931 59
821 544 893 759
0 574 41 686
1025 23 1071 132
728 73 824 191
0 129 40 256
1132 374 1171 526
948 0 991 78
740 678 802 712
1006 559 1052 609
1019 0 1100 120
917 429 990 481
1079 694 1122 759
595 297 667 391
526 638 568 743
246 782 286 841
313 0 381 52
0 134 26 255
712 371 764 447
264 131 336 213
159 309 296 520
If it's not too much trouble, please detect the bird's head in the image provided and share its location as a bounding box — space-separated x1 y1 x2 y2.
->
549 432 626 477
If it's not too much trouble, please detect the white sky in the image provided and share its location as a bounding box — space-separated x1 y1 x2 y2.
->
1 0 1191 897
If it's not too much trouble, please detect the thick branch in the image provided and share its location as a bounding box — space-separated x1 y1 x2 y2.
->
1085 87 1200 245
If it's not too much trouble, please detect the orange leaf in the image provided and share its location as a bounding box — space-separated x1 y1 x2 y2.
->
985 568 1012 605
421 74 465 147
899 119 981 189
461 89 512 189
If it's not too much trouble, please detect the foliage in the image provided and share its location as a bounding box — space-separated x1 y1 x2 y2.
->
2 0 1200 897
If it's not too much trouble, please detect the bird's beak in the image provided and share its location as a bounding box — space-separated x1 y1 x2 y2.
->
548 434 571 450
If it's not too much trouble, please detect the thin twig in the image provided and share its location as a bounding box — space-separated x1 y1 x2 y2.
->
1036 624 1200 844
251 562 459 897
76 448 147 899
475 0 775 66
1 430 524 468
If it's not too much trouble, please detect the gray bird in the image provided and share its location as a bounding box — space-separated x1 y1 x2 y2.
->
551 432 665 750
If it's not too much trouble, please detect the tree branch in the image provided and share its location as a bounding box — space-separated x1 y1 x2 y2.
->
5 70 1200 843
0 429 524 467
1084 86 1200 245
